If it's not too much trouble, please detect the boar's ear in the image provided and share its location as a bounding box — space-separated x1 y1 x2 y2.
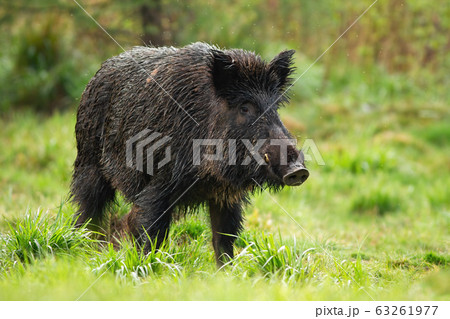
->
268 50 295 90
211 50 237 93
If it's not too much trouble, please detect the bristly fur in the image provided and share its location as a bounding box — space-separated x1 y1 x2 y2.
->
70 42 304 266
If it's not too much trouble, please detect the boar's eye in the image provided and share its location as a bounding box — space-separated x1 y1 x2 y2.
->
239 103 252 115
240 105 249 113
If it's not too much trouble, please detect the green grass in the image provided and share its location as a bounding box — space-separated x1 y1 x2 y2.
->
1 208 95 266
0 63 449 300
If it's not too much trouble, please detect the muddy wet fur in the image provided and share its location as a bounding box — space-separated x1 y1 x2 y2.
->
71 42 308 266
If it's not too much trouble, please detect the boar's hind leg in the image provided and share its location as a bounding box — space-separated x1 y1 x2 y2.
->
209 200 244 267
71 165 115 227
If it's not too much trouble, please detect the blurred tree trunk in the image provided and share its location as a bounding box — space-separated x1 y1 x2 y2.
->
140 0 164 46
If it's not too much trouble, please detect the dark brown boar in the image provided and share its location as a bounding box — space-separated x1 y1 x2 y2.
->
71 42 309 266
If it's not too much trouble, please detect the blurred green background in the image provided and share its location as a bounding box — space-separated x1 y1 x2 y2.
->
0 0 448 300
0 0 448 113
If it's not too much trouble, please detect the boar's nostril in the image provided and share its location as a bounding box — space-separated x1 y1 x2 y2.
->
283 167 309 186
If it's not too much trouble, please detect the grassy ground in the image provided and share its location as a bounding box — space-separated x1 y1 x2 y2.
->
0 62 449 300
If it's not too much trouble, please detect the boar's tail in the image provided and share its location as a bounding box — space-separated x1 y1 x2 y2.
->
70 71 116 227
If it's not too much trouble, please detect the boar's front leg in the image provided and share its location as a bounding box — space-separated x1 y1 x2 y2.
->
126 188 174 252
209 200 244 267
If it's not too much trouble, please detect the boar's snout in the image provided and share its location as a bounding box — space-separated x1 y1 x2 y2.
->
262 126 309 186
282 162 309 186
